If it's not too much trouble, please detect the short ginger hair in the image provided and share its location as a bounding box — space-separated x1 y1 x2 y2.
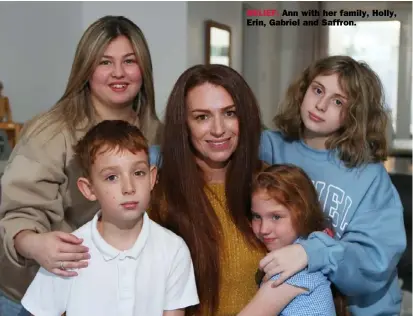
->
73 120 149 178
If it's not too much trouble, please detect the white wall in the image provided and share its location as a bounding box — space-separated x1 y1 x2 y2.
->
187 1 243 73
82 1 188 120
0 2 82 123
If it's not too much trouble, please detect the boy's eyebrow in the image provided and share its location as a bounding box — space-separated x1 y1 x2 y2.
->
98 160 148 174
135 160 149 167
312 80 347 100
99 166 117 174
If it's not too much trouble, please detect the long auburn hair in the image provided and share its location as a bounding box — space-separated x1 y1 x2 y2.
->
22 15 161 145
150 64 263 315
252 164 349 316
274 55 388 168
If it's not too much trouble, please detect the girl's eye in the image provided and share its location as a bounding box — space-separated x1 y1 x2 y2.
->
314 87 323 95
100 60 111 65
334 99 343 106
272 215 281 220
251 213 260 220
124 59 136 64
106 175 117 181
135 171 146 176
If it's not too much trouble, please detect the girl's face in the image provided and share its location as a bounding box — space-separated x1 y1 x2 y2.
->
89 35 142 111
186 83 239 169
251 189 298 251
300 73 347 147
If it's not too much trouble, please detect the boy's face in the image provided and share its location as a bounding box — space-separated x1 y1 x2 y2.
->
300 73 347 142
77 147 157 226
251 189 298 251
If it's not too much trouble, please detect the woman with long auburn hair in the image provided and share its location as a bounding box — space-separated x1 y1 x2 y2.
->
0 15 161 315
150 64 267 315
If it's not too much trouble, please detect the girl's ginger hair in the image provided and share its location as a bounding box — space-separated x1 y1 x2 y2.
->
252 164 349 316
252 164 325 238
274 55 388 168
22 15 161 145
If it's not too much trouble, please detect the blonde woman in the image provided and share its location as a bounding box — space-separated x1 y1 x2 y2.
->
0 15 161 315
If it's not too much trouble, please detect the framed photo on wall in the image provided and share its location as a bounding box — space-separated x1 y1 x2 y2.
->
205 20 232 67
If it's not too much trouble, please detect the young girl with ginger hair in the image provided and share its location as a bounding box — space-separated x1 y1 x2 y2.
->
239 164 349 316
259 55 406 315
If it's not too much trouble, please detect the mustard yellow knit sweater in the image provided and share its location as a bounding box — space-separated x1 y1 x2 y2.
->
205 183 266 316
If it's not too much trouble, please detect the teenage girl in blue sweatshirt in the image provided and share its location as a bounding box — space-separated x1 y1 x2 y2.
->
259 55 406 316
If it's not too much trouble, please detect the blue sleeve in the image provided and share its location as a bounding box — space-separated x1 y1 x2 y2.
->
299 168 406 296
259 130 279 165
270 270 323 294
270 270 336 316
149 145 162 167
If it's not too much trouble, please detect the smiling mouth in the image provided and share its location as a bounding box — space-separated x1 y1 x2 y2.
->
109 83 129 91
206 138 230 145
262 237 276 243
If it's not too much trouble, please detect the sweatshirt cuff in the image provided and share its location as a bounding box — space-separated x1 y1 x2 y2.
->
298 234 329 273
2 218 47 268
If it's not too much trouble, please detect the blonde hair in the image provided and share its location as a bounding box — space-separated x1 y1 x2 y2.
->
274 55 388 168
23 16 161 145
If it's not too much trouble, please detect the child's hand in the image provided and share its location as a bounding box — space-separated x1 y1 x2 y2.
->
259 244 308 288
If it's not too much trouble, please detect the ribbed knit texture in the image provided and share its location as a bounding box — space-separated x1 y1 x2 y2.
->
205 183 266 315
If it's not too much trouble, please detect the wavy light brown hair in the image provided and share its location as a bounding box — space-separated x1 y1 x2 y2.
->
23 15 161 145
252 164 349 316
274 55 388 168
73 120 148 178
150 64 263 315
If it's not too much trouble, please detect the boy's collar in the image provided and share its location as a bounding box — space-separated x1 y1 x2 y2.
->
91 211 150 261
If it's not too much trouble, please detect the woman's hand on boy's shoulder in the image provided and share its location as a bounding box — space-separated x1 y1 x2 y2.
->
15 230 90 277
259 244 308 288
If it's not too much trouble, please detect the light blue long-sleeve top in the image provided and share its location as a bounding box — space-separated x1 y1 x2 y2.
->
259 130 406 316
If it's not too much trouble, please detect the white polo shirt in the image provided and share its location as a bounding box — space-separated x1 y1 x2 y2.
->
21 212 199 316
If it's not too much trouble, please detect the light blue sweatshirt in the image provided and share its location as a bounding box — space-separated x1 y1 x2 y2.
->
149 145 161 166
260 130 407 316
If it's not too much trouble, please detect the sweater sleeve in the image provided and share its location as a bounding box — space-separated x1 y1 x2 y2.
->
0 129 68 267
259 130 278 165
299 167 406 296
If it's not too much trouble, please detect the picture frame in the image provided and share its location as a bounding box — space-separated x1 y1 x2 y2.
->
205 20 232 67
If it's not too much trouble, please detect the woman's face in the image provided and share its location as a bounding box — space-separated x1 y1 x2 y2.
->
186 83 239 169
89 35 142 110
